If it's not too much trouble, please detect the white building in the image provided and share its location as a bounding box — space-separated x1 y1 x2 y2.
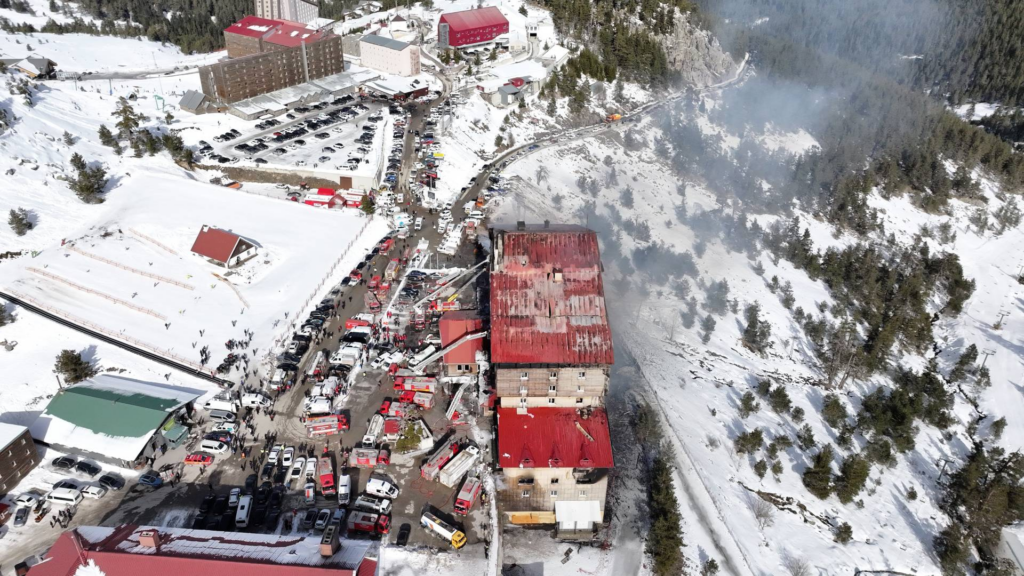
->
254 0 319 24
359 35 420 77
390 14 410 32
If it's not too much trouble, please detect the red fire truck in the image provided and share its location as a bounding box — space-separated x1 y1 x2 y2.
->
306 414 349 438
393 376 437 393
344 314 373 330
348 511 390 535
454 477 483 515
379 400 412 418
317 455 336 496
399 390 435 409
421 441 459 481
364 292 381 312
349 447 391 468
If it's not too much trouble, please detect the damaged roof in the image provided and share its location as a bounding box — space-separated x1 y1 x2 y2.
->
489 226 614 365
497 407 614 469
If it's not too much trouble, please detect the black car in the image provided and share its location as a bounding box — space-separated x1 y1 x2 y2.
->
192 513 208 529
396 523 412 546
99 474 126 491
261 463 274 481
204 514 221 529
75 461 101 477
52 456 76 470
302 508 318 528
256 482 273 504
265 508 282 530
52 479 78 491
245 474 258 494
218 513 234 530
292 333 312 343
273 468 287 485
277 362 299 371
255 158 268 164
200 494 216 514
251 505 268 527
281 352 302 364
213 495 229 515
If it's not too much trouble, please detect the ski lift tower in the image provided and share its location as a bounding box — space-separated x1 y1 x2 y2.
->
155 95 165 111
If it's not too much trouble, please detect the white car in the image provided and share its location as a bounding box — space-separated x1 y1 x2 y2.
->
295 160 306 167
282 446 295 467
366 476 400 499
304 458 317 479
211 422 238 434
14 493 39 508
228 487 241 507
290 458 306 480
268 444 283 465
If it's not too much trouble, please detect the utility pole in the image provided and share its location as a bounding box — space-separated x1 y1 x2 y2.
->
994 310 1009 330
981 348 996 368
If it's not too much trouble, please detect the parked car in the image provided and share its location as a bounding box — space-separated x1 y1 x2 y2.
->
52 456 76 470
74 461 101 477
302 508 318 529
138 474 163 487
14 506 30 527
314 508 331 530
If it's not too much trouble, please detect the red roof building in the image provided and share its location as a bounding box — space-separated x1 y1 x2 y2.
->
489 224 613 366
28 525 378 576
439 310 485 375
223 16 331 57
438 7 509 48
497 407 613 469
190 225 256 268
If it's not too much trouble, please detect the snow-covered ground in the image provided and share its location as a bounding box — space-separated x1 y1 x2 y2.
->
487 87 1024 574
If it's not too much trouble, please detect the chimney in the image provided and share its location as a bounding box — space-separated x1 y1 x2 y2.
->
516 221 526 231
138 529 161 549
320 524 339 557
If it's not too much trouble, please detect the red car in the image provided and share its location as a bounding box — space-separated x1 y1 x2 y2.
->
349 270 362 281
378 238 394 253
184 453 214 466
368 275 381 289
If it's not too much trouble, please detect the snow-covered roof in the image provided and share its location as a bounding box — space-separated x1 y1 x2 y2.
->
0 422 28 450
360 34 410 52
30 525 378 576
541 45 570 63
554 500 603 527
29 375 203 462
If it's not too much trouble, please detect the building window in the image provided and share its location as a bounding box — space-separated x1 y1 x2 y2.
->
550 490 558 497
551 478 559 484
548 398 556 405
20 438 25 445
578 371 586 379
519 386 527 395
521 490 530 497
579 490 586 497
520 371 529 380
549 371 557 379
576 398 584 404
519 398 527 408
548 384 556 393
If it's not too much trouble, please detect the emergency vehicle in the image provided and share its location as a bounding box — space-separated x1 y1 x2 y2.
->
454 477 483 515
421 441 459 481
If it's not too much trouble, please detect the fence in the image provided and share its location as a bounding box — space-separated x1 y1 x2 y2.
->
68 246 195 290
213 273 250 308
129 228 179 256
7 289 208 373
28 267 168 321
264 216 374 367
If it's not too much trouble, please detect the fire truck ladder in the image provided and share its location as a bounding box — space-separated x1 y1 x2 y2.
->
408 330 488 374
412 260 487 310
446 383 467 420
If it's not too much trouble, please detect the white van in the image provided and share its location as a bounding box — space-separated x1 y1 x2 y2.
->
199 439 229 454
354 494 392 514
81 485 107 500
338 473 352 506
468 210 484 220
207 410 236 423
365 476 399 499
203 398 239 412
241 393 271 408
414 217 423 231
46 487 84 507
235 495 253 528
269 369 286 391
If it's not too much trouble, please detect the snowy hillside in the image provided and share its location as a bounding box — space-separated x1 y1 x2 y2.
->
491 90 1024 575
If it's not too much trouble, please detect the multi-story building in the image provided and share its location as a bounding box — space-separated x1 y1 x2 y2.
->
200 19 344 104
0 423 38 498
359 35 420 77
254 0 319 24
489 222 615 537
439 310 485 376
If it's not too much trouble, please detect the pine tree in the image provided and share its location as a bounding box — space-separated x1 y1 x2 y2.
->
62 130 74 145
8 208 32 236
0 305 13 327
518 4 526 16
834 454 870 503
802 444 834 499
646 456 684 576
112 97 145 138
54 349 98 384
738 391 760 418
700 314 716 344
97 124 116 148
834 523 853 544
359 194 375 215
742 303 772 352
821 393 848 428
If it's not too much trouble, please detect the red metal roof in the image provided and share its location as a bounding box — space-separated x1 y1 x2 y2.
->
225 16 328 48
29 526 375 576
497 407 614 469
439 6 508 32
489 227 613 365
190 226 241 265
439 310 484 364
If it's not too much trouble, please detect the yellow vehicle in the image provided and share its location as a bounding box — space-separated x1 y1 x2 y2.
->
605 113 622 122
421 511 467 549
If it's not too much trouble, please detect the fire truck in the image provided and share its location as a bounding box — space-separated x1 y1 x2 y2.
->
399 390 435 409
384 259 400 281
453 477 483 515
349 447 391 468
379 400 412 418
344 314 374 330
438 446 481 488
317 455 336 496
393 376 437 393
421 441 459 481
364 292 381 312
306 414 349 438
348 511 390 535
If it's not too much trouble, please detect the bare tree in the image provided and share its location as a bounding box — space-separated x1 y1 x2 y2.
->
782 552 810 576
748 494 775 530
821 318 862 389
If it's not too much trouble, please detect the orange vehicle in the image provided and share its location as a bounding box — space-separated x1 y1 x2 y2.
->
184 453 214 466
368 275 381 289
